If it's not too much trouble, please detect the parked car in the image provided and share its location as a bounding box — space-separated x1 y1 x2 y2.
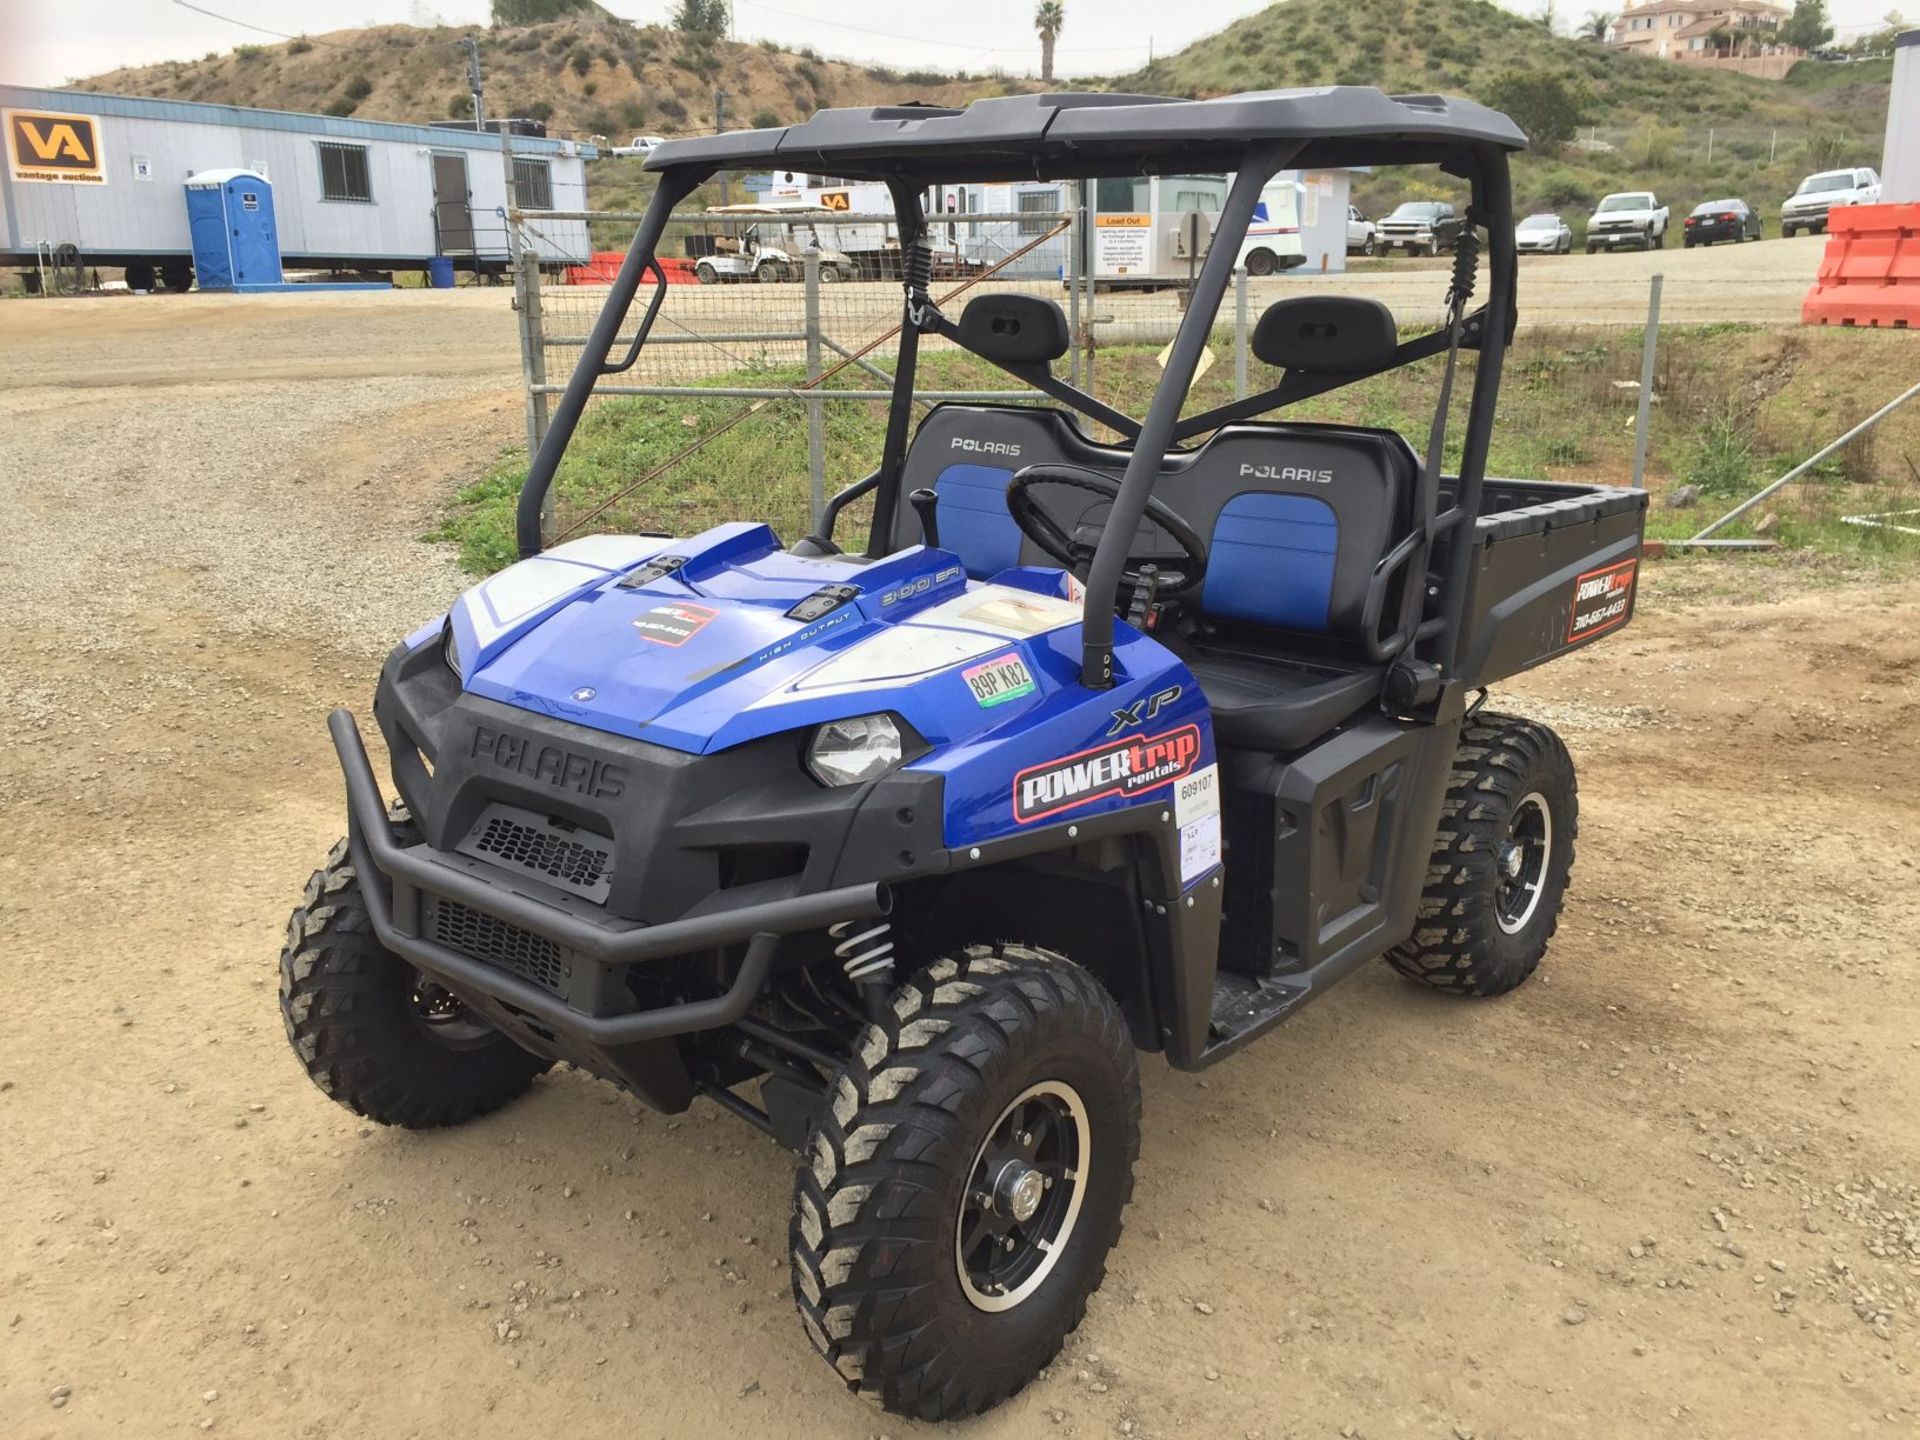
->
610 134 668 157
1346 204 1378 256
1585 191 1669 252
1683 198 1762 247
1514 212 1573 254
1375 200 1465 255
1780 167 1882 237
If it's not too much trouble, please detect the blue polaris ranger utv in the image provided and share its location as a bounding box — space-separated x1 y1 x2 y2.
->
283 88 1647 1418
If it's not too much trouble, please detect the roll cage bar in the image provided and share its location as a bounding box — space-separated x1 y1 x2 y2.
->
514 89 1522 708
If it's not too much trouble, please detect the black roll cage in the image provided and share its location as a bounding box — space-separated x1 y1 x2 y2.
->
514 129 1518 705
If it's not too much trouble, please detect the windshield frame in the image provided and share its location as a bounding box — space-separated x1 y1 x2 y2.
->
515 131 1520 693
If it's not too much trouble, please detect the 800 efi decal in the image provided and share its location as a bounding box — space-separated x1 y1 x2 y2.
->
1013 724 1202 824
1567 559 1637 643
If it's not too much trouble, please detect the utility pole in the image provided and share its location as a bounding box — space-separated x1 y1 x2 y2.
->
715 90 731 205
464 35 519 264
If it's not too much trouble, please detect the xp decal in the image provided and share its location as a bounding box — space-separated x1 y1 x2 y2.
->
1566 558 1637 643
632 602 718 646
1013 723 1203 825
1106 684 1182 736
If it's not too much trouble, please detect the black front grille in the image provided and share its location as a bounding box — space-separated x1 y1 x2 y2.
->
428 897 572 994
472 814 610 890
455 804 613 902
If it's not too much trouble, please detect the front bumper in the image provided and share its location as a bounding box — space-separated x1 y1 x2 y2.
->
1588 226 1654 248
333 708 887 1037
328 707 891 1106
1782 205 1831 228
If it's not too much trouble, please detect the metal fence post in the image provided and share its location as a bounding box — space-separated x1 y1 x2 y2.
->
511 232 554 537
804 250 826 528
1233 265 1249 401
1630 273 1662 491
1067 181 1084 389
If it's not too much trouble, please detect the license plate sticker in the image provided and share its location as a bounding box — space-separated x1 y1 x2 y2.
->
962 651 1037 708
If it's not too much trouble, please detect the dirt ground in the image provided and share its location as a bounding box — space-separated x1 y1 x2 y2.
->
2 286 1916 1440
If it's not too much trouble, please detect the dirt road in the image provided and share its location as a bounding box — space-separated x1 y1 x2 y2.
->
2 293 1916 1440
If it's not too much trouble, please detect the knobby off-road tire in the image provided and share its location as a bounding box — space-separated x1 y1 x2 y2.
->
791 944 1140 1420
281 818 550 1128
1388 713 1578 998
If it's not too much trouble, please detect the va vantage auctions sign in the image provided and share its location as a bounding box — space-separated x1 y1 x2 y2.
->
6 109 107 184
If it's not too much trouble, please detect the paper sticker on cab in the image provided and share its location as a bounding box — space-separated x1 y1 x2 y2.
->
632 602 718 646
1013 723 1202 824
1567 559 1637 643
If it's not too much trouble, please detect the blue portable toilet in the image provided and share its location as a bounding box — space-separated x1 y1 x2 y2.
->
185 169 282 290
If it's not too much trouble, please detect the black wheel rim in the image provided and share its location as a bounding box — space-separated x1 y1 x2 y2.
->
409 973 495 1049
955 1081 1088 1312
1495 791 1552 936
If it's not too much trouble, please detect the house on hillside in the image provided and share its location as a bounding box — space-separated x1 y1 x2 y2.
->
1608 0 1805 77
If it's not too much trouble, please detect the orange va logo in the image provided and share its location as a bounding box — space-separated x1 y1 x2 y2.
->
7 111 104 179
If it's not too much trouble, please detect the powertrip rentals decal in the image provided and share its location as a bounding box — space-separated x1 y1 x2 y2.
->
632 602 718 646
1013 724 1202 825
962 652 1036 708
1567 559 1637 643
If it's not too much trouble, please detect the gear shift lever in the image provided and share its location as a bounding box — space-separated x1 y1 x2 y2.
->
907 487 941 550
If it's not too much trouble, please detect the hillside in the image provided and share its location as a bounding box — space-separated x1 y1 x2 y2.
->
1125 0 1892 220
76 17 1028 143
67 1 1892 225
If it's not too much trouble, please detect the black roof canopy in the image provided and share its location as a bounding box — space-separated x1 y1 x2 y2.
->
645 88 1528 184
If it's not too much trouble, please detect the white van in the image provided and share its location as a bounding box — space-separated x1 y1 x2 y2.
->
1235 178 1308 276
1780 167 1883 237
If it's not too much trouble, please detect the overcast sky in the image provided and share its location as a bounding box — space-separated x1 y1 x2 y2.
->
2 0 1900 91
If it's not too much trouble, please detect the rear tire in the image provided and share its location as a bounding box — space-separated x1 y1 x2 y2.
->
1388 713 1577 998
1245 247 1276 277
791 943 1140 1420
280 821 550 1128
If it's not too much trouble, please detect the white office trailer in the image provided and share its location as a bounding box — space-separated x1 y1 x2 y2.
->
1886 30 1919 204
759 167 1353 285
1 84 595 286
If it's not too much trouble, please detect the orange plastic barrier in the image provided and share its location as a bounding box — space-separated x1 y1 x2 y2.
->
563 253 698 286
1802 203 1920 329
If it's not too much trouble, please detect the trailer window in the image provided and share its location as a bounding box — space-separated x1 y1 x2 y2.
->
317 142 372 203
513 157 553 211
1095 176 1148 214
1018 188 1060 235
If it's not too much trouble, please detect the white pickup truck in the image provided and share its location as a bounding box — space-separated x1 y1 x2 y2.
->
1584 191 1669 253
610 135 667 158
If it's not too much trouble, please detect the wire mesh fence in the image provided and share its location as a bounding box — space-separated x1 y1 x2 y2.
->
494 199 1919 569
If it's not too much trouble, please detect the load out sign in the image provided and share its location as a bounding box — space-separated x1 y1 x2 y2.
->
6 109 106 184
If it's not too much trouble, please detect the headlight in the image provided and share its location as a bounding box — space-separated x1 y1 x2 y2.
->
442 621 462 679
807 714 904 787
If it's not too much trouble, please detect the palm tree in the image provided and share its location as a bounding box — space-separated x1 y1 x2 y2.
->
1582 10 1617 41
1035 2 1064 82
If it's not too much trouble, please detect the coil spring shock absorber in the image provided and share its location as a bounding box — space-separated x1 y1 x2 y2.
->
829 917 895 983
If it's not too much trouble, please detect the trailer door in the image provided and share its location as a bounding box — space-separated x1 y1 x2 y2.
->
431 152 474 254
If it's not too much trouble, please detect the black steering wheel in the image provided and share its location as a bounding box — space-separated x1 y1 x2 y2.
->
1005 464 1209 598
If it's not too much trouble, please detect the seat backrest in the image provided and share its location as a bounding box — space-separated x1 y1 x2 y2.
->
894 405 1416 644
1172 424 1416 640
893 405 1128 577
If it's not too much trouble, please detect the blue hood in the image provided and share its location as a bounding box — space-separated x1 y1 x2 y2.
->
446 524 1087 755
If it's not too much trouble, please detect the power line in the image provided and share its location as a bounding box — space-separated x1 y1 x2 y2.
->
729 0 1158 54
168 0 351 48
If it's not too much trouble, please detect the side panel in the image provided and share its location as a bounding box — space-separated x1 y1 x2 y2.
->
1217 716 1459 984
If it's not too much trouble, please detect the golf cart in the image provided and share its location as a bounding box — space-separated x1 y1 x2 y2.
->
692 208 858 283
283 89 1647 1420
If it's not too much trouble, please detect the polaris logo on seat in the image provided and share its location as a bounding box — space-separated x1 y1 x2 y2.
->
1013 723 1202 824
951 437 1022 457
1238 463 1332 484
